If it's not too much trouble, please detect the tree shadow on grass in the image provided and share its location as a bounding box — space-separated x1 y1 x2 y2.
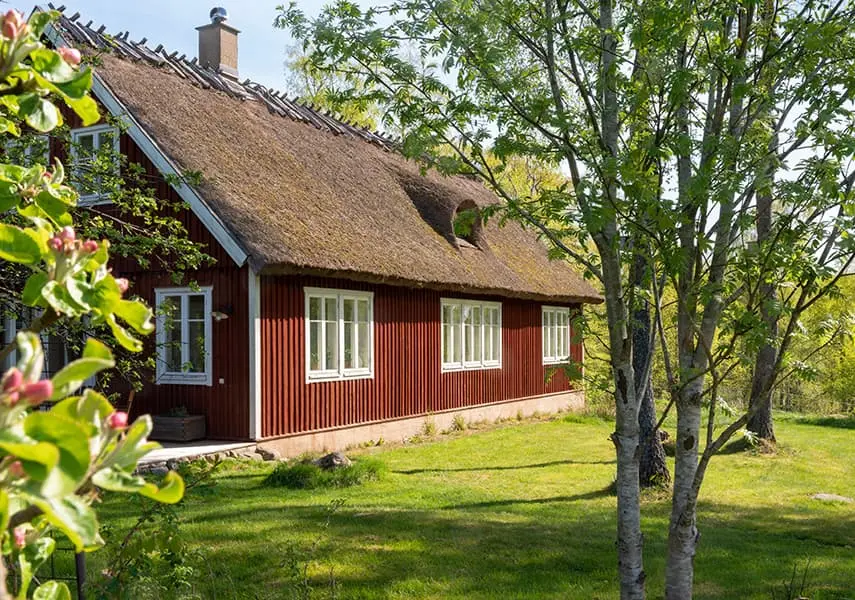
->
175 479 855 600
794 415 855 430
394 459 615 474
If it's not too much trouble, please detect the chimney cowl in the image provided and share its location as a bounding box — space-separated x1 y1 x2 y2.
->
196 7 240 79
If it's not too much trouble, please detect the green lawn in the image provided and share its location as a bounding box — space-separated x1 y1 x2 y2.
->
98 413 855 599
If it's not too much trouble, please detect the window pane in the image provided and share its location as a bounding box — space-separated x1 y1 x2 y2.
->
325 297 338 322
344 321 355 369
472 307 482 363
77 134 95 155
442 322 452 364
357 299 369 322
309 321 321 370
309 297 321 320
358 322 370 369
188 321 205 372
492 325 500 361
188 294 205 320
165 318 182 372
343 298 355 323
325 319 338 370
452 305 462 363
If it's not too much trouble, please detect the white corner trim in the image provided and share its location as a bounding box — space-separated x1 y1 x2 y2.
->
248 270 262 440
43 22 248 268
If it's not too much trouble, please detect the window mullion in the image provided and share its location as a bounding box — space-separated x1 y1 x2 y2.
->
338 295 345 375
181 294 189 367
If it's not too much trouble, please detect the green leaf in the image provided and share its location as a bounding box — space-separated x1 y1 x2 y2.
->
22 272 49 307
103 415 159 471
51 389 114 427
15 332 44 383
50 353 114 400
0 433 59 482
0 489 9 533
114 298 155 335
41 280 88 317
33 581 71 600
34 190 73 227
83 337 113 361
24 413 91 496
19 537 56 599
105 313 143 352
29 48 75 83
18 94 62 133
0 223 42 264
62 94 100 127
25 494 101 552
92 468 185 504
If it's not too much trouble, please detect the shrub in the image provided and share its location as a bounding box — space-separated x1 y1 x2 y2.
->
449 413 467 432
422 417 438 436
263 459 384 489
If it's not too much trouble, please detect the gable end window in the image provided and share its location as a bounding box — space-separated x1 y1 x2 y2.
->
441 299 501 372
70 125 119 204
305 287 374 382
542 306 571 365
155 287 213 386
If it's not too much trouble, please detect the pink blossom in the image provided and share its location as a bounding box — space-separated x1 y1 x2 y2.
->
58 226 75 242
82 240 99 253
2 368 22 393
8 461 24 478
2 10 26 40
5 391 19 406
12 526 26 549
107 411 128 430
115 278 129 294
21 380 53 405
57 46 81 67
49 236 63 251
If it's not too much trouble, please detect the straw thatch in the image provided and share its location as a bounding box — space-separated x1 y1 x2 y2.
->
53 10 601 304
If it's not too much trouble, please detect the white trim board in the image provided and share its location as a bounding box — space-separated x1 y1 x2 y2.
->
248 270 262 440
43 22 249 268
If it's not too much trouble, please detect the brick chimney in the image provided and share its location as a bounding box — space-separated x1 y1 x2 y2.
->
196 7 239 79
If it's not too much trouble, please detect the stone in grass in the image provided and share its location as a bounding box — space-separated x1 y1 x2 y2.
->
313 451 352 470
255 446 282 461
811 493 853 504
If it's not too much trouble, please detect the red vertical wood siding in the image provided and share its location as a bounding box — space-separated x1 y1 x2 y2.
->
260 275 583 438
54 101 250 439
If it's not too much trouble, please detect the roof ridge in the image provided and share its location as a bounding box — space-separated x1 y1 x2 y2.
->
46 4 398 152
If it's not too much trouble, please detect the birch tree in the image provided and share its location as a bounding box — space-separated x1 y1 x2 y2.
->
277 0 855 596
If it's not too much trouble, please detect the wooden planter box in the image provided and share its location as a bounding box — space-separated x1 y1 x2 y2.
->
151 415 206 442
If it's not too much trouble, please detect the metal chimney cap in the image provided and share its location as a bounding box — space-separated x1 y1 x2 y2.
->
210 7 229 23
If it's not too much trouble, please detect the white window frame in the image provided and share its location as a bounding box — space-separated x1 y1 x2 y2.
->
4 134 49 166
542 306 572 365
440 298 502 372
70 124 120 205
155 286 213 386
304 287 374 383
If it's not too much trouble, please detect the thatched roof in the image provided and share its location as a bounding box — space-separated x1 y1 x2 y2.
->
53 9 601 304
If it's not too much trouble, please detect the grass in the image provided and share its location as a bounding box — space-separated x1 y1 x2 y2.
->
94 412 855 599
263 457 385 489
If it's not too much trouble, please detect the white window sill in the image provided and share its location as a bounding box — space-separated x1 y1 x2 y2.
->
306 370 374 384
543 357 570 366
78 195 113 206
157 373 212 386
441 362 502 373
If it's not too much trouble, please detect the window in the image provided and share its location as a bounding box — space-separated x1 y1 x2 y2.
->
155 287 213 385
542 306 571 365
70 125 119 204
441 299 501 371
4 135 49 167
305 288 374 382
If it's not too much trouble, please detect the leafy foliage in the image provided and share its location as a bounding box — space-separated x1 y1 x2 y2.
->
0 9 184 597
263 458 385 489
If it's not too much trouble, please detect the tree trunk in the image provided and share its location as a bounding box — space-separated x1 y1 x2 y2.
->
631 257 670 488
664 382 703 599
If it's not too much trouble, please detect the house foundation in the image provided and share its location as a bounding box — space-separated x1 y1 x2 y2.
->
258 390 585 457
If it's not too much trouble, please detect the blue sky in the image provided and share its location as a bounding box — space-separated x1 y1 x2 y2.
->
14 1 327 90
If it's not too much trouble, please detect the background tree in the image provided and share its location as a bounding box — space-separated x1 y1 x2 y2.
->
277 0 855 598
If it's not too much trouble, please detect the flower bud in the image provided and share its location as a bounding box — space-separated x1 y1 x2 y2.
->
12 526 26 549
115 278 129 294
107 411 128 430
8 461 24 478
2 10 26 40
2 368 22 393
82 239 99 253
21 380 53 406
57 46 81 67
49 236 63 251
59 226 75 242
5 392 19 406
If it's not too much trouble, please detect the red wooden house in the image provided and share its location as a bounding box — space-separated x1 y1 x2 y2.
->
40 7 601 453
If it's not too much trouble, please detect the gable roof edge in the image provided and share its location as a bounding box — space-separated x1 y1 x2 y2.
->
43 18 250 269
